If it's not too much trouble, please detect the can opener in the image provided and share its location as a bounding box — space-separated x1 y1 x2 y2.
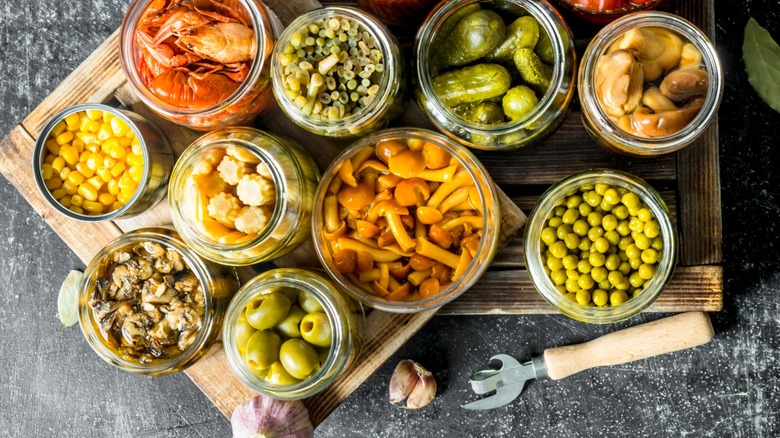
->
462 312 714 410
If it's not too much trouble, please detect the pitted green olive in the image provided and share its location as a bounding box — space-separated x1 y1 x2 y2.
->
245 293 292 330
244 330 282 372
486 16 540 62
235 310 256 354
266 361 302 386
280 339 320 380
436 10 506 69
433 64 511 108
300 312 332 348
297 290 324 314
277 287 300 304
275 305 306 339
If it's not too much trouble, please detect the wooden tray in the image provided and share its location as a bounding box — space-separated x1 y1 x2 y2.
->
0 0 721 427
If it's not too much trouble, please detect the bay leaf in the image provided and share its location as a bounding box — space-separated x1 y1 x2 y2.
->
57 270 84 328
744 17 780 113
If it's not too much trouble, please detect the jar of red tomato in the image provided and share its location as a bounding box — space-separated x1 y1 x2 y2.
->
556 0 672 24
120 0 276 131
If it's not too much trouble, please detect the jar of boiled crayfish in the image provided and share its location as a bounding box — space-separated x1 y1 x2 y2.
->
119 0 276 131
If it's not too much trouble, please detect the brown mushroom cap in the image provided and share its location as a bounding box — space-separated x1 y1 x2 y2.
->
631 98 705 137
595 50 644 118
611 28 683 81
660 67 709 103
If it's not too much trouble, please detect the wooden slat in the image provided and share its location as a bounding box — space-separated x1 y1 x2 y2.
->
674 0 722 265
0 126 123 263
439 265 723 315
23 29 126 138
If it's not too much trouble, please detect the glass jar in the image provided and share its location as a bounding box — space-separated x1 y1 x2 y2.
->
32 103 173 222
312 128 501 313
271 6 406 138
578 12 723 156
223 268 365 400
524 169 678 323
78 228 239 375
119 0 276 131
357 0 440 27
168 127 319 266
415 0 576 150
555 0 672 24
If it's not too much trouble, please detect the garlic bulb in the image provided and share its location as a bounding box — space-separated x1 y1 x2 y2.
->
389 359 437 409
231 394 313 438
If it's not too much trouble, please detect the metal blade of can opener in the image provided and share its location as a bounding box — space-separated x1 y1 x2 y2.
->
462 312 715 410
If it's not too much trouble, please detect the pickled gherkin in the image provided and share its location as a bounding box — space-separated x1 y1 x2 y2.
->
433 64 512 108
486 16 540 62
431 3 481 51
435 10 506 69
502 85 538 121
462 101 506 124
513 48 553 94
535 29 555 65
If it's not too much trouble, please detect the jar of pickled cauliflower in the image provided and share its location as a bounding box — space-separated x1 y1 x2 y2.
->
119 0 276 130
168 127 320 266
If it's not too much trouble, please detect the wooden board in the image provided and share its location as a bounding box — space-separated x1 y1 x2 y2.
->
0 0 722 428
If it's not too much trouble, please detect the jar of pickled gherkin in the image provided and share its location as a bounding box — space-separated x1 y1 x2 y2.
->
223 268 365 399
79 228 239 375
578 12 723 156
168 127 320 266
524 170 677 323
271 6 406 137
415 0 576 150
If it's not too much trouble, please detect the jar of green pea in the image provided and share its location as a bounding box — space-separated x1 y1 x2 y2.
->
524 169 677 323
270 6 406 137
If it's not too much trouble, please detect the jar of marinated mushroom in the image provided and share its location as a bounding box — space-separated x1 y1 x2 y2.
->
168 127 320 266
415 0 576 150
271 6 406 137
578 11 723 156
78 228 239 375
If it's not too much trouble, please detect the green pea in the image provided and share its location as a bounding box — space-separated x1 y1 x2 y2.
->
593 237 610 253
300 312 332 348
578 238 592 251
608 271 624 286
637 208 653 222
244 330 282 372
565 292 578 302
562 255 579 270
602 214 618 231
541 227 557 245
556 285 568 295
547 256 564 271
550 269 567 285
632 289 644 298
612 205 629 220
298 290 324 314
580 251 590 260
554 206 566 217
651 237 664 251
604 230 620 245
581 184 595 191
566 195 582 208
629 257 642 270
573 220 589 237
275 306 307 339
587 226 604 242
562 208 580 225
618 262 631 275
638 264 656 280
595 183 609 195
589 252 606 268
246 293 292 331
279 339 320 380
616 220 631 236
577 259 592 274
603 188 621 205
587 212 603 227
641 248 659 264
578 203 593 216
629 272 644 288
584 191 602 207
565 277 580 292
605 254 621 271
634 233 651 250
621 193 641 209
576 289 591 305
550 241 568 259
577 274 595 290
557 224 572 240
599 280 613 291
548 217 563 228
566 269 580 279
618 236 633 251
616 280 630 291
610 290 629 306
644 220 660 238
591 267 608 283
266 361 302 386
625 244 641 260
235 310 256 355
592 289 609 306
564 233 580 250
599 199 614 211
629 217 644 233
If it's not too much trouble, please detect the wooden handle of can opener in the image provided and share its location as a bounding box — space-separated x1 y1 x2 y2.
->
543 312 714 380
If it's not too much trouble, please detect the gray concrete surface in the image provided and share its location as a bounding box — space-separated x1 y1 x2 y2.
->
1 1 778 437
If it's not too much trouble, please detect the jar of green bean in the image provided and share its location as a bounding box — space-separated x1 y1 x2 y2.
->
271 6 406 138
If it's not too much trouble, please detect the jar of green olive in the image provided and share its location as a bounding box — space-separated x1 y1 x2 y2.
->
524 170 678 323
78 228 239 375
271 6 406 137
578 12 723 156
168 127 320 266
223 268 365 399
415 0 576 150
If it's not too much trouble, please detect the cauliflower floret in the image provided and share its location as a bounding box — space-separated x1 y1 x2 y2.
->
236 174 275 207
217 155 252 185
207 192 243 228
234 206 273 235
226 145 261 164
256 162 272 180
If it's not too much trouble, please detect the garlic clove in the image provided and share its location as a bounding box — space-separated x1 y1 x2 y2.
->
388 359 437 409
231 394 313 438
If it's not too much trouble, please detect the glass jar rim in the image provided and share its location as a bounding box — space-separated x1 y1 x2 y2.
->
32 103 152 222
415 0 572 135
168 127 297 263
578 11 724 155
523 169 678 323
78 228 220 374
311 127 501 312
222 268 358 399
270 5 399 133
119 0 273 117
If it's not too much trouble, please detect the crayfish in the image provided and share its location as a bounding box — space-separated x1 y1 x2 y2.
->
135 0 257 109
